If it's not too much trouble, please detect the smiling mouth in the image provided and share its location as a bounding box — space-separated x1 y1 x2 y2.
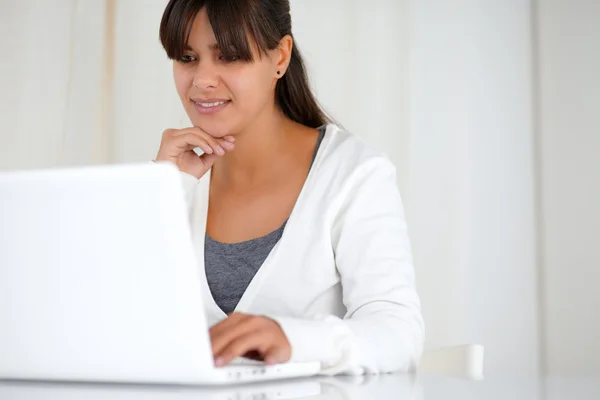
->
195 100 228 107
192 100 231 115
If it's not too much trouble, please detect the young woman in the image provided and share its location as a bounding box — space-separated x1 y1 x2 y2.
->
155 0 424 375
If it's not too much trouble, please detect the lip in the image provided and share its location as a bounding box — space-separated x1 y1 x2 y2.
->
191 99 230 115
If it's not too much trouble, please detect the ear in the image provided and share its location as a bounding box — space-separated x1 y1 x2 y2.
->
274 35 293 78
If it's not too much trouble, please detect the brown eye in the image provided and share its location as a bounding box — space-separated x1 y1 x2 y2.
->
218 54 240 63
178 54 197 63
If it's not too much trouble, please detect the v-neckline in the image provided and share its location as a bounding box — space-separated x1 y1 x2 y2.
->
196 125 332 319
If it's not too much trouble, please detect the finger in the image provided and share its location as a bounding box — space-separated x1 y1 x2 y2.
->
173 133 214 155
184 142 213 155
182 144 227 174
198 152 219 171
189 128 232 154
183 141 231 156
263 346 290 365
209 313 249 340
189 137 232 155
173 128 218 148
219 139 235 151
175 128 224 155
214 331 271 367
211 317 263 356
184 133 223 154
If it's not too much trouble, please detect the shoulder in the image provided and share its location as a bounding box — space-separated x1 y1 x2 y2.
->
317 124 397 185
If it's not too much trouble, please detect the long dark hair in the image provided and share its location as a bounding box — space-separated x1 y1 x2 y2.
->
159 0 330 129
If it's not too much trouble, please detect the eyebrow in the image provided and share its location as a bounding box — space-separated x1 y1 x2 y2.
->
184 43 220 51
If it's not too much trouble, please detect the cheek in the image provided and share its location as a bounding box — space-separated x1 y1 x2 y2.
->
227 67 274 110
173 67 192 101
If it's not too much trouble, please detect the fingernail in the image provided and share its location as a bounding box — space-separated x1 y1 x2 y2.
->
215 146 225 155
265 356 278 365
215 357 226 367
204 146 213 154
225 136 235 142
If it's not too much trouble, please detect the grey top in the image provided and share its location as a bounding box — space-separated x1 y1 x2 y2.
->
205 126 326 315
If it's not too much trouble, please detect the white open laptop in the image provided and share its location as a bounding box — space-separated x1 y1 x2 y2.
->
0 162 321 385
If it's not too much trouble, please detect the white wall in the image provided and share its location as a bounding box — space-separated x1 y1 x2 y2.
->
407 0 539 377
110 0 186 164
290 0 412 191
536 0 600 375
0 0 109 170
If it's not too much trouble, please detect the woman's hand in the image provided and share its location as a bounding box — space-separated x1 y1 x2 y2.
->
210 312 292 367
155 127 235 179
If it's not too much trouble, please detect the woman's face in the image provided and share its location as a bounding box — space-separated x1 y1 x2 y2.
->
173 8 280 138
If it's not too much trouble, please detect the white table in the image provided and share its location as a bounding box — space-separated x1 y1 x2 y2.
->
1 374 598 400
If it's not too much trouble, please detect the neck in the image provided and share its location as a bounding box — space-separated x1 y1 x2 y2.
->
213 106 294 185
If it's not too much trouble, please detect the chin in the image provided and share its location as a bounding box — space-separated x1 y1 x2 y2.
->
192 119 235 138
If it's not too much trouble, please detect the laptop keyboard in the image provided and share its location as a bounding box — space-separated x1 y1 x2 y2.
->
229 357 266 366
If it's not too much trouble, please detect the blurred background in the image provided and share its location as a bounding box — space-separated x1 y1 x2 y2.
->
0 0 598 385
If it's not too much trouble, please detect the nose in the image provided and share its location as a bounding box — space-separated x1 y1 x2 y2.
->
192 60 219 90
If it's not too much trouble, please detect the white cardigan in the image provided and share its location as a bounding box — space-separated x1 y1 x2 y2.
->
180 124 424 375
